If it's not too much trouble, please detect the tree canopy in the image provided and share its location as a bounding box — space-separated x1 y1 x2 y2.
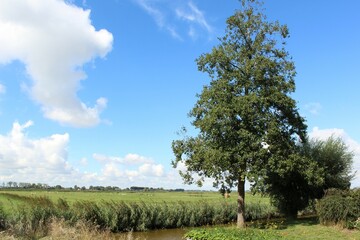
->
266 136 354 217
172 0 308 227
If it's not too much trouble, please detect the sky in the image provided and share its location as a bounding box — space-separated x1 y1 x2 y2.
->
0 0 359 190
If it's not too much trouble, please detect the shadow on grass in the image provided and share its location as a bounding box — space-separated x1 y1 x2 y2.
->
247 215 319 230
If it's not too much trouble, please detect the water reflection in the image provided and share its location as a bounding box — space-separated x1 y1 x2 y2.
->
115 228 186 240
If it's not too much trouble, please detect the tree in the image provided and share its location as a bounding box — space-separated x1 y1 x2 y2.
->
264 151 321 218
308 136 354 195
266 136 354 217
172 0 307 228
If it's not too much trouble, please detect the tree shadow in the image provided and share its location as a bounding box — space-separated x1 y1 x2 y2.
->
247 215 319 230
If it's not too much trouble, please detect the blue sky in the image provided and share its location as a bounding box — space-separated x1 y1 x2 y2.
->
0 0 359 189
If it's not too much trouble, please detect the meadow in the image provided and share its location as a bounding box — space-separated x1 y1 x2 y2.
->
0 189 263 204
0 189 268 212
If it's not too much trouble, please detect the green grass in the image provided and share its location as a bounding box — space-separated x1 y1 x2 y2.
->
186 217 360 240
276 217 360 239
0 190 269 205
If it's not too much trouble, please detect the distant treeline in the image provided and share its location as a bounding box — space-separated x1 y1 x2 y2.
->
0 181 185 192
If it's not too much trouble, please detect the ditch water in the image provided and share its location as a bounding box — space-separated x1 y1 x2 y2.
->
115 228 186 240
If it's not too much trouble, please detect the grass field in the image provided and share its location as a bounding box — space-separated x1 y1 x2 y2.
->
276 217 360 239
0 189 269 206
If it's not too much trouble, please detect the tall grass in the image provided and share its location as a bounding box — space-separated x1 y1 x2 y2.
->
0 193 277 238
0 203 6 231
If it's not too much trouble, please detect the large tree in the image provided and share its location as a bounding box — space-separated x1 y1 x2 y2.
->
172 0 307 228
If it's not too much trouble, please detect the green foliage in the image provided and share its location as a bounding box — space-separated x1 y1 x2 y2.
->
265 155 321 218
172 0 306 194
316 188 360 229
172 0 306 227
185 227 282 240
266 136 354 218
306 136 354 197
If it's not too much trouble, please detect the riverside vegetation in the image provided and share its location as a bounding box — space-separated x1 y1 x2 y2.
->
186 188 360 240
0 189 359 239
0 190 276 239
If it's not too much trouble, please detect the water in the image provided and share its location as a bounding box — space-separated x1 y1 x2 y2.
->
115 228 186 240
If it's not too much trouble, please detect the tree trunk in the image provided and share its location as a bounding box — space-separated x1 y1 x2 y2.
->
237 177 246 228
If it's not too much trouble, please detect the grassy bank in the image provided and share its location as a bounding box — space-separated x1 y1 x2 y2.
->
185 217 360 240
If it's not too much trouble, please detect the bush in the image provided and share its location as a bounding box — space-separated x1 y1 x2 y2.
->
316 188 360 228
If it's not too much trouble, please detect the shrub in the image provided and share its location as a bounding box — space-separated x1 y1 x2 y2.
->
316 188 360 228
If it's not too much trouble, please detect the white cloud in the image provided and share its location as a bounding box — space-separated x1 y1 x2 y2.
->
93 153 153 165
80 157 88 166
0 121 75 184
139 163 164 177
123 153 154 164
93 153 122 163
176 1 213 39
135 0 165 28
0 0 113 127
309 127 360 188
135 0 212 40
94 153 164 182
135 0 182 40
0 121 203 189
304 102 322 115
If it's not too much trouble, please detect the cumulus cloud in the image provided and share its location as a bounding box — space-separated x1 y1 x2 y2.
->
0 121 75 184
0 0 113 127
0 121 200 189
94 153 164 182
309 127 360 188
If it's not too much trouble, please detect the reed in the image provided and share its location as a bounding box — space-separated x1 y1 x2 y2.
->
0 193 278 238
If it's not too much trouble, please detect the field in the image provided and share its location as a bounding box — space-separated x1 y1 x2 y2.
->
0 189 268 208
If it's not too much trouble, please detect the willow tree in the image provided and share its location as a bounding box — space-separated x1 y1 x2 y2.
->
172 0 307 228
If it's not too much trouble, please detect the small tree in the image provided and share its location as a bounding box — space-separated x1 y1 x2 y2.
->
307 136 354 197
172 0 307 227
266 136 354 217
